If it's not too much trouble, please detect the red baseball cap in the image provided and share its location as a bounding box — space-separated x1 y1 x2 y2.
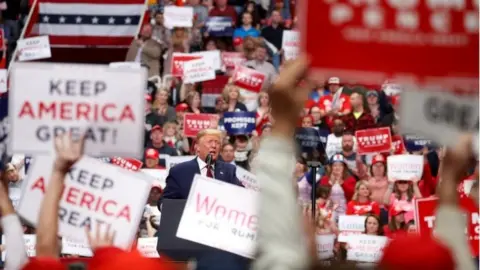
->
144 94 152 102
175 103 189 112
151 125 162 132
145 148 159 159
372 154 386 165
233 37 243 47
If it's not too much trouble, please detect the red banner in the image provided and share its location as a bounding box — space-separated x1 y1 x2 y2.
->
355 127 392 154
110 157 143 171
415 196 479 256
183 113 218 137
391 134 406 154
299 0 479 91
221 52 246 70
0 29 4 51
232 66 266 93
171 53 202 77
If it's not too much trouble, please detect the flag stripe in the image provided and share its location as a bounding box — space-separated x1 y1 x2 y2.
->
38 14 141 26
39 24 138 36
48 35 133 46
39 3 145 16
40 0 144 3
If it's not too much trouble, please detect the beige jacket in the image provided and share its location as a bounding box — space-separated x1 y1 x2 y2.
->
125 38 162 78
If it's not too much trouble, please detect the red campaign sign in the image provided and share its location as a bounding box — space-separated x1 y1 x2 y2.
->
355 127 392 154
221 52 246 70
110 157 143 172
0 29 4 51
415 197 479 256
299 0 479 91
232 66 266 93
170 53 202 77
183 113 218 138
391 135 406 154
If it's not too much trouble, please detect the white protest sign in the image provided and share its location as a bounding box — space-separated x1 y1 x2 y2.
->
17 36 51 61
387 155 424 181
61 237 93 257
281 30 300 60
400 90 479 148
331 87 344 110
316 234 336 260
193 50 222 71
2 234 36 260
165 155 196 171
109 62 142 69
9 62 146 158
141 169 167 188
17 156 152 249
0 69 6 94
137 237 160 258
338 215 366 242
346 235 388 263
235 166 259 191
183 58 216 84
164 6 193 29
177 174 258 258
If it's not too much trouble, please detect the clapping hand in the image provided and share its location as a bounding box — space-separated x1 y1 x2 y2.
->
86 223 116 252
53 133 85 173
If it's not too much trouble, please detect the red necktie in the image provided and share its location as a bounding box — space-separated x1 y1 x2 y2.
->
206 165 214 178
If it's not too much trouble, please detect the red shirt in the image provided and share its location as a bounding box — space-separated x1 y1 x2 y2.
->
209 6 237 24
346 200 381 216
319 175 356 201
383 225 407 239
317 94 352 128
255 111 270 136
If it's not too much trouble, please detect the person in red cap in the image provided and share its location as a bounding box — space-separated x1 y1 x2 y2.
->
316 77 352 129
144 148 163 169
233 37 243 52
383 206 407 239
346 181 380 216
366 154 389 223
145 125 178 167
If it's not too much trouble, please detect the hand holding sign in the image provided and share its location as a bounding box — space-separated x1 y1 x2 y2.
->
86 222 116 252
53 133 85 173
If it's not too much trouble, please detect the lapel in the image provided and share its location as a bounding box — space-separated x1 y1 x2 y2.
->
192 158 201 176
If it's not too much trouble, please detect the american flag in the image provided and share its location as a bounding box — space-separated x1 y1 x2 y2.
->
24 0 150 47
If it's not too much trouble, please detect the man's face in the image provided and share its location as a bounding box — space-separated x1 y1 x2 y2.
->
197 134 221 161
271 11 282 24
216 0 227 7
145 158 158 168
189 0 200 5
329 84 340 93
242 13 252 26
221 144 235 163
215 99 226 113
155 13 164 25
256 47 267 61
150 130 163 144
141 25 152 38
235 137 248 150
342 135 354 152
332 120 345 134
350 93 362 108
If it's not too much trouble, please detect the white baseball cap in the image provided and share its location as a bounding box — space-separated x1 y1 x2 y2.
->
328 77 340 85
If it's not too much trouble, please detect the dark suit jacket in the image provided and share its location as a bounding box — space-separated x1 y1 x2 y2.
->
158 157 249 270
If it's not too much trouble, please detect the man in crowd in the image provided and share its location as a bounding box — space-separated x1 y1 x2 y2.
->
159 129 247 270
342 92 376 132
209 0 237 24
261 10 284 69
145 125 177 167
245 45 278 90
125 24 162 78
220 143 236 165
318 77 352 129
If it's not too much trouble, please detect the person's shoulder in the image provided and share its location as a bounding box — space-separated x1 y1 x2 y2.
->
217 160 236 171
169 158 197 173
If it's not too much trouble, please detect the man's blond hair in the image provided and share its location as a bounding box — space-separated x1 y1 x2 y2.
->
196 129 222 142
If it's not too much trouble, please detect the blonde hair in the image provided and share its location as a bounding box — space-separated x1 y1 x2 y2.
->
163 122 180 138
196 129 222 142
222 84 244 103
257 92 269 107
186 91 200 107
153 88 169 110
352 180 371 201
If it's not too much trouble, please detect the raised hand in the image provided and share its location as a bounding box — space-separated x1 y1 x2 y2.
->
53 133 86 173
85 223 116 252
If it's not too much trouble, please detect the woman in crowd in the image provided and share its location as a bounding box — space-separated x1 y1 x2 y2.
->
301 115 313 128
153 88 176 123
319 154 356 218
294 157 311 204
255 92 271 135
223 84 248 112
309 106 328 130
406 220 416 234
233 12 260 39
164 27 191 77
204 38 218 51
383 207 407 239
185 91 204 114
241 0 261 28
364 214 383 236
162 121 190 155
383 177 422 223
346 181 380 216
366 154 389 222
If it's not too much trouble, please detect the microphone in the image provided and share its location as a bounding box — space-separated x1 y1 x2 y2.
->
205 153 214 167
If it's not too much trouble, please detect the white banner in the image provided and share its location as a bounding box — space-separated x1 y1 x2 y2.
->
141 169 167 188
193 50 222 71
9 62 146 158
17 36 51 61
137 237 159 258
0 69 6 94
165 155 196 171
183 58 216 84
346 235 388 263
316 234 336 260
2 234 36 260
235 166 259 191
109 62 142 69
338 215 366 242
17 156 152 249
61 237 93 257
281 30 299 61
177 174 258 258
400 90 479 148
164 6 193 29
387 154 424 181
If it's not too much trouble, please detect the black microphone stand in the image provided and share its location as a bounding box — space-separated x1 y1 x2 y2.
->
307 161 322 224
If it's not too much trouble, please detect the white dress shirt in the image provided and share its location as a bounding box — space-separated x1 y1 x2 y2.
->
196 157 215 177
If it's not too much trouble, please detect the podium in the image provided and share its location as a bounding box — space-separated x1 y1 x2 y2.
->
156 199 210 262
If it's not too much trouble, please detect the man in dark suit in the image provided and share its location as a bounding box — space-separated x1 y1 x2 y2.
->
158 128 248 270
